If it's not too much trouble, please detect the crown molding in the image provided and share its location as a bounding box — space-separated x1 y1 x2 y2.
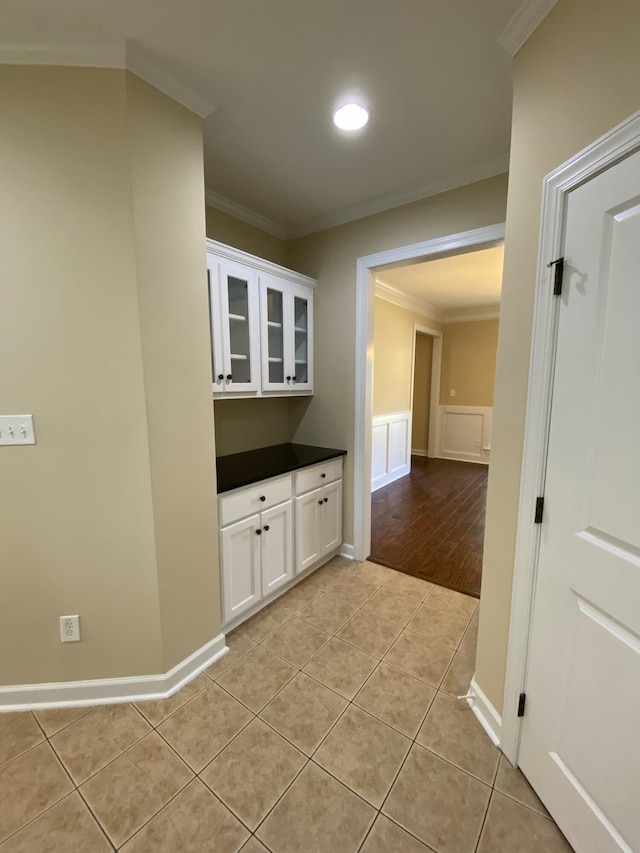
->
125 42 215 118
375 278 500 325
205 190 287 241
375 279 443 323
441 304 501 324
287 153 509 240
498 0 558 57
0 39 216 118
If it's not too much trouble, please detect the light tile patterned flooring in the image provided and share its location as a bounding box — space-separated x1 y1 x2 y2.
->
0 557 574 852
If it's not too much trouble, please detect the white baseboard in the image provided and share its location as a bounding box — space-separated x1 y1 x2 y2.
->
339 543 356 560
465 677 503 746
411 448 428 457
438 451 490 465
0 633 227 712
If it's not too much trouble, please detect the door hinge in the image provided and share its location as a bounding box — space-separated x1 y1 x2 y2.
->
518 693 526 717
534 496 544 524
547 257 564 296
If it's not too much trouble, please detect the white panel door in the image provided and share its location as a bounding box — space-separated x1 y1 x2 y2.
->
520 149 640 853
321 480 342 555
220 514 261 623
260 500 293 596
295 488 322 573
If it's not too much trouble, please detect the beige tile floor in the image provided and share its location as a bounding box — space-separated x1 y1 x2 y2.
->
0 557 574 852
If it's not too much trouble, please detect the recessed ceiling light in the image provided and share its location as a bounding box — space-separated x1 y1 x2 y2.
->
332 103 369 131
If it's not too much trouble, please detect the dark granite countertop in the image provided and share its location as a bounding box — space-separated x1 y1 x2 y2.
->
216 442 347 493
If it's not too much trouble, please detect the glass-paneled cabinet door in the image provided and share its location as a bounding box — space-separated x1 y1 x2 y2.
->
207 257 225 393
289 283 313 392
260 275 288 392
217 261 261 394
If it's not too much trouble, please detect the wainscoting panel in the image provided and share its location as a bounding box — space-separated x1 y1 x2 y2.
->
372 411 412 491
438 406 492 464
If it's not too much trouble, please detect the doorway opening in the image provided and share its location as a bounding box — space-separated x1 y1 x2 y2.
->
353 224 505 597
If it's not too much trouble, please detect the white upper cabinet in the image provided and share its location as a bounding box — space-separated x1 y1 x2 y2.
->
208 256 261 395
207 240 314 398
260 274 313 394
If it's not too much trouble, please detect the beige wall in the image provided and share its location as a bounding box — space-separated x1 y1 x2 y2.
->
287 174 508 546
373 299 441 416
476 0 640 714
0 67 219 685
205 206 287 267
214 398 312 456
126 75 220 671
412 334 433 453
439 319 499 407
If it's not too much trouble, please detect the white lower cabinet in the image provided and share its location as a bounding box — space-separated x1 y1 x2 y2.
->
220 514 261 623
220 500 293 624
294 479 343 574
261 500 294 597
218 457 343 627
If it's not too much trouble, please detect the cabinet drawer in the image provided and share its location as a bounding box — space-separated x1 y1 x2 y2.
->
219 474 292 527
295 458 343 495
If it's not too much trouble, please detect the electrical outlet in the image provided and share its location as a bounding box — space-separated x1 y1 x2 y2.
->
450 389 456 397
475 439 481 447
60 615 80 642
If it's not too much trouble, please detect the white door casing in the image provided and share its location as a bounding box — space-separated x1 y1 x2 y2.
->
354 223 506 561
517 147 640 853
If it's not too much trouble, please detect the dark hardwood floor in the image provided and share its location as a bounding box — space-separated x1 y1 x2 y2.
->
369 456 488 598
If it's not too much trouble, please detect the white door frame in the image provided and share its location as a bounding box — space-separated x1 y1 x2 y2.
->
353 222 506 562
409 323 442 458
500 109 640 764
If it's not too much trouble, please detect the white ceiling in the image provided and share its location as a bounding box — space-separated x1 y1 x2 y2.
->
378 245 504 317
1 0 534 237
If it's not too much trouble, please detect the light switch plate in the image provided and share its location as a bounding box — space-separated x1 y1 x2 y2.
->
0 415 36 445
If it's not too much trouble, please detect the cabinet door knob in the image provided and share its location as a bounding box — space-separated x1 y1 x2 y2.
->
286 376 291 382
260 495 266 502
321 473 326 478
324 497 329 503
256 529 262 535
263 524 270 532
292 376 296 382
318 500 323 505
217 374 224 381
226 374 233 381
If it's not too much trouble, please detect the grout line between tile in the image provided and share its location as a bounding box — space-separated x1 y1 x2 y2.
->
73 786 118 851
472 785 495 853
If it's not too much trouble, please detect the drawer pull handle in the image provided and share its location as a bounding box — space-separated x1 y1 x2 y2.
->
263 525 270 532
256 529 262 535
324 497 328 503
260 495 266 502
318 500 323 505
